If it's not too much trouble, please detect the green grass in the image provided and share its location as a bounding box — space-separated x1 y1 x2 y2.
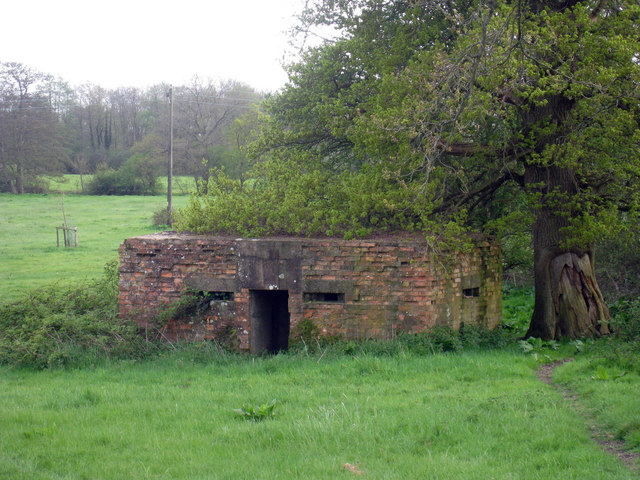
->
553 341 640 453
0 350 634 479
0 193 189 304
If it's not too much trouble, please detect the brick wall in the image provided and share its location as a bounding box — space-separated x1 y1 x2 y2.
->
118 234 502 351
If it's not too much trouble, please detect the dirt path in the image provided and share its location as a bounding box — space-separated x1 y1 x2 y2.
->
537 359 639 473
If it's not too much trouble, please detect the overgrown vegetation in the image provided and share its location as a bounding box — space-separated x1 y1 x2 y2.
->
2 267 639 371
176 160 433 239
0 262 145 368
86 154 161 195
610 297 640 342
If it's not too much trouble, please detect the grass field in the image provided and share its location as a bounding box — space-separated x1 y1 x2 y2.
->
0 193 189 303
0 350 636 479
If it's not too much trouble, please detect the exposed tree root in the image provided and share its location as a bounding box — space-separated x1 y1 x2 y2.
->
537 359 639 472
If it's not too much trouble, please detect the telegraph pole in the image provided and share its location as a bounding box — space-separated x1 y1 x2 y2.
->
167 86 174 226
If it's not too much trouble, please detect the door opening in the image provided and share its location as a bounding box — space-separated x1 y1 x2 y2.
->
250 290 290 354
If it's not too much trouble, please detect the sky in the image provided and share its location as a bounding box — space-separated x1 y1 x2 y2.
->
1 0 309 93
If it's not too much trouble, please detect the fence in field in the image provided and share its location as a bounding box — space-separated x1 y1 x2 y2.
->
56 225 78 248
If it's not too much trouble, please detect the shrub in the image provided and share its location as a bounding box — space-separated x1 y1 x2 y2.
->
293 318 320 349
87 154 160 195
176 159 428 238
152 207 174 227
0 261 146 368
597 222 640 301
609 297 640 341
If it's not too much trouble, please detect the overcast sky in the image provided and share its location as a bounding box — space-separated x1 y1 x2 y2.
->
1 0 309 93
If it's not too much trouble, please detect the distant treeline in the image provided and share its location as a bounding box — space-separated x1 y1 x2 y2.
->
0 61 263 194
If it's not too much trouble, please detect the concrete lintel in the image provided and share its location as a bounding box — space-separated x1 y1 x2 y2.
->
185 275 238 293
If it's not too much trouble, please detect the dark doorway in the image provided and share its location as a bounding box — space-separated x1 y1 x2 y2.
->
250 290 290 354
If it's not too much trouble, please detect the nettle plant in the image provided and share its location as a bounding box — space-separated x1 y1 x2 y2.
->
233 399 277 421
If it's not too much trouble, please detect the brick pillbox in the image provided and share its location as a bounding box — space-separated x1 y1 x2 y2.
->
118 234 501 353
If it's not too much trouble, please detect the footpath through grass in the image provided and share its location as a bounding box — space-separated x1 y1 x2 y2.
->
0 193 189 303
552 342 640 455
0 349 634 480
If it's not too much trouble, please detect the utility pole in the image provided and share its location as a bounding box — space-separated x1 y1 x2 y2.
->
167 86 174 226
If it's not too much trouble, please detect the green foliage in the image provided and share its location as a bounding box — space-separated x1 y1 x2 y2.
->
290 324 511 358
518 337 559 357
233 399 277 421
87 154 161 195
0 262 144 368
590 365 627 382
294 318 320 349
86 167 120 195
597 220 640 301
152 207 173 227
259 0 640 339
501 285 534 335
609 297 640 341
150 290 213 329
176 159 434 238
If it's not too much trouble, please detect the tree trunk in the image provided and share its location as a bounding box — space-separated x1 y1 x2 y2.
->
0 148 18 194
525 164 611 339
17 162 24 194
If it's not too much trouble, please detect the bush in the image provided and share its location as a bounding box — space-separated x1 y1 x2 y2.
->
87 154 161 195
176 159 429 238
597 223 640 301
0 261 147 368
152 208 174 227
609 297 640 341
0 175 50 193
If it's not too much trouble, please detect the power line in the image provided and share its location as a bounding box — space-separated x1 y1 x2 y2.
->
172 99 262 110
173 93 263 103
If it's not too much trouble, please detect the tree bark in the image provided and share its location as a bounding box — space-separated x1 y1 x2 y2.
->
0 147 18 194
17 162 24 194
525 164 611 339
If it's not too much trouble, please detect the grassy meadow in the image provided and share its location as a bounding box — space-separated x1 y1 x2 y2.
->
0 190 189 303
0 350 637 480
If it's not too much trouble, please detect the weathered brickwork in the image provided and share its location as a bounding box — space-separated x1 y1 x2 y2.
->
118 234 501 352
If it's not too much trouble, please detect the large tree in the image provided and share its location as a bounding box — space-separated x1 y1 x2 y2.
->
0 62 68 193
264 0 640 339
172 78 262 189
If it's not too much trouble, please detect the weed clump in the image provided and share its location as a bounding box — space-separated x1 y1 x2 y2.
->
233 399 277 421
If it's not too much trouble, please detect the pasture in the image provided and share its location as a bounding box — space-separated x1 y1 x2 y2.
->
0 350 638 479
0 191 189 303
